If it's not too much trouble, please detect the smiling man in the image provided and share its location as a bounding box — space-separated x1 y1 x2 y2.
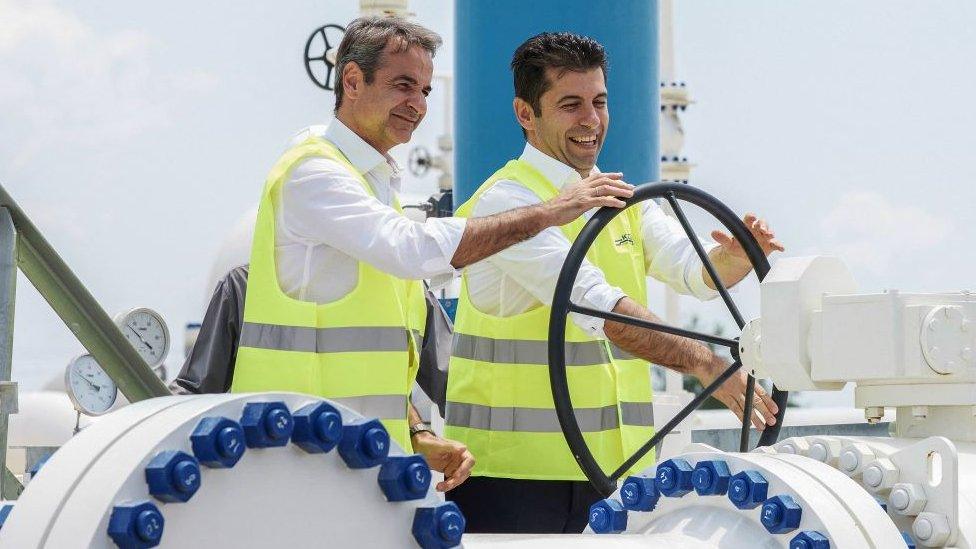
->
444 32 785 533
230 18 636 494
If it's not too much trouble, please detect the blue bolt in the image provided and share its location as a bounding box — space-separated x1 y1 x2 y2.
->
172 460 201 493
316 411 342 442
656 458 694 497
619 475 659 512
692 460 731 496
135 510 164 542
364 427 388 458
0 503 13 529
338 418 390 468
413 502 466 549
241 402 294 448
265 408 292 439
588 499 628 534
190 416 246 468
378 455 431 501
438 510 465 543
292 401 344 454
108 501 165 549
727 470 769 509
790 531 830 549
902 532 916 548
761 495 803 534
145 450 201 503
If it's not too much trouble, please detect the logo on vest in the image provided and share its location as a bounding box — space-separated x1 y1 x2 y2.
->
614 233 635 246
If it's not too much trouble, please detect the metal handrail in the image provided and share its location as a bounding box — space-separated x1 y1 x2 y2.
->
0 183 169 402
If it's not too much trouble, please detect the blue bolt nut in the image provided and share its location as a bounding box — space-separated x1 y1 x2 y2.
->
145 450 202 503
655 458 694 497
790 531 830 549
619 475 660 512
0 503 13 529
291 401 344 454
692 460 732 496
413 502 466 549
727 470 769 509
240 402 293 448
337 418 390 468
107 501 165 549
588 499 628 534
190 416 246 468
378 454 431 501
762 494 803 534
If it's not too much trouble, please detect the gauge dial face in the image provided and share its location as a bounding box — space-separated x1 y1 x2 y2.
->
116 308 170 368
65 354 118 416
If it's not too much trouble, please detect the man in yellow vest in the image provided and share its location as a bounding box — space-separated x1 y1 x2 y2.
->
230 18 636 493
445 32 785 532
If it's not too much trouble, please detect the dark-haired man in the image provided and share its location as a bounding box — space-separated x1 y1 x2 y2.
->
226 18 636 494
444 32 785 532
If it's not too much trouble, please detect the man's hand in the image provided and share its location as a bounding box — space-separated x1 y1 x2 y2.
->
697 356 779 430
543 172 634 226
704 213 785 290
411 432 475 492
710 213 785 264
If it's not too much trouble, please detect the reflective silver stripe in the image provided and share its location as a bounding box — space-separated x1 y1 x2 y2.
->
451 333 610 366
620 401 655 427
445 402 619 433
610 344 635 361
240 323 408 353
331 395 408 420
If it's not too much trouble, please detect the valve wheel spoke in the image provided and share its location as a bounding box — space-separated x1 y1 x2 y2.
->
567 302 738 350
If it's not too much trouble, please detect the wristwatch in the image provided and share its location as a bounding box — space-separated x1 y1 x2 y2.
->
409 422 434 438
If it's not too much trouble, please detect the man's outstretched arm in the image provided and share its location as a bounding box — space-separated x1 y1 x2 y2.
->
450 173 633 268
602 297 779 430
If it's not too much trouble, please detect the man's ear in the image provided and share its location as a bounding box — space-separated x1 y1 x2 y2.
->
342 62 365 102
513 97 536 135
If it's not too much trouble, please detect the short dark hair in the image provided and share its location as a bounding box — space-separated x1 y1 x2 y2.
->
511 32 608 117
333 16 442 113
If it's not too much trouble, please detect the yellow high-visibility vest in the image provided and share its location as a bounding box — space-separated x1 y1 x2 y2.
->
444 159 655 480
231 136 427 451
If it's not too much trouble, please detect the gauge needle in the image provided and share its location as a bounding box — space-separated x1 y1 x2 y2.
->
126 324 154 351
77 373 99 391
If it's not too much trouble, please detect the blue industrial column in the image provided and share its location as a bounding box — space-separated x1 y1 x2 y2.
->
453 0 659 206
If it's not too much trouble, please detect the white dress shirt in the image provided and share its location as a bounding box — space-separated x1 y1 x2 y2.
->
466 142 718 338
275 119 466 303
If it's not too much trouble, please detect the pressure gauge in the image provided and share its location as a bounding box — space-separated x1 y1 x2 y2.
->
115 308 170 369
65 354 118 416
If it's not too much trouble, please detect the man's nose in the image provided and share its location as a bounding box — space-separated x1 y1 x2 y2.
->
579 105 599 128
406 91 426 118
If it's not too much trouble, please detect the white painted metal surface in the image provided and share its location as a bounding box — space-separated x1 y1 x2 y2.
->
0 393 443 548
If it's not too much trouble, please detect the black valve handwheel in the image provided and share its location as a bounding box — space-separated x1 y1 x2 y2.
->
304 24 346 91
547 182 788 497
408 146 433 177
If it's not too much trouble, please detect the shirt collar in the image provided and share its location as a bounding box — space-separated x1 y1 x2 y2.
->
518 142 598 190
324 118 402 190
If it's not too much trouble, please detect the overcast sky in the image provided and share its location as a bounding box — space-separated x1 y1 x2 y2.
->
3 1 975 404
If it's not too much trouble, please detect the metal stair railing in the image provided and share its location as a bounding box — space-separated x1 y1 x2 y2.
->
0 183 170 498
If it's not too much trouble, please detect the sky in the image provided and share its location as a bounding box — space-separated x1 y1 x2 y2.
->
2 1 975 405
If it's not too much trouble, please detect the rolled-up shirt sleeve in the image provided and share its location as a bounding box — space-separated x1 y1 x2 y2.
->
640 199 719 301
471 182 624 338
281 157 466 281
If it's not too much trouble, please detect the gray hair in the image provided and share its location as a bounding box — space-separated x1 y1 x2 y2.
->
333 16 442 112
